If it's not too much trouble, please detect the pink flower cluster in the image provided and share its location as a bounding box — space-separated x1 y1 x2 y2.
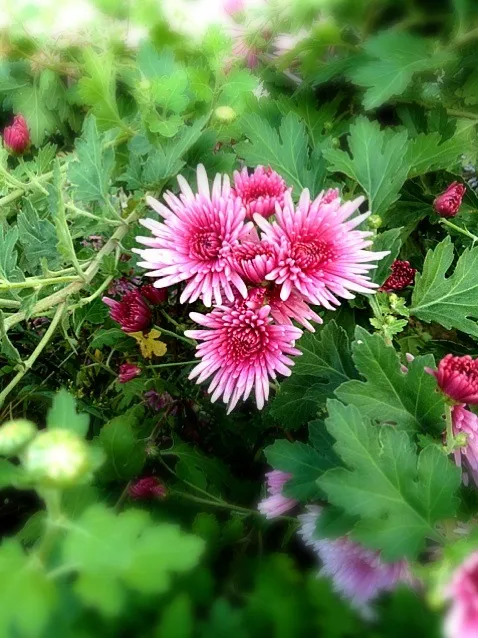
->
135 164 388 413
445 552 478 638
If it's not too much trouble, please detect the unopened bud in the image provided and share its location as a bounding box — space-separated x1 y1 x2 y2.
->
454 433 468 448
214 106 237 124
368 214 382 229
23 429 90 487
0 419 37 456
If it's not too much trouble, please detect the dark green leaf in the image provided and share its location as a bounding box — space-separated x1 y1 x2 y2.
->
371 228 402 286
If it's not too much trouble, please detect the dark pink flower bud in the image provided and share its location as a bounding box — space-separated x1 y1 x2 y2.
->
434 182 466 218
231 166 291 219
3 115 30 154
102 289 151 333
140 284 168 305
429 354 478 404
128 476 167 500
118 363 141 383
380 260 416 292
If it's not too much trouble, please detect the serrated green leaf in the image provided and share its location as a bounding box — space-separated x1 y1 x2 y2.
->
235 112 326 193
0 310 21 364
47 389 89 437
324 117 409 217
270 321 356 429
11 84 56 146
152 71 189 113
410 236 478 338
68 115 115 203
406 132 465 177
371 228 402 285
17 200 60 273
137 43 176 79
336 326 446 433
0 225 23 283
318 400 461 559
156 594 194 638
348 31 454 110
77 49 122 129
0 539 57 637
90 327 131 349
98 410 146 481
73 299 108 336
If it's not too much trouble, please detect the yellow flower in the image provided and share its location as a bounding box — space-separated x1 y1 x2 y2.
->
130 329 167 359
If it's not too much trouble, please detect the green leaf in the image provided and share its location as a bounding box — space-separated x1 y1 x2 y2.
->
73 299 108 336
410 236 478 338
323 117 409 217
318 400 461 559
90 327 131 349
152 71 189 114
336 326 445 433
235 112 326 193
348 31 454 110
0 225 23 283
270 321 356 429
11 84 56 146
47 389 89 437
68 115 115 204
218 69 258 114
98 410 146 481
371 228 402 285
77 48 122 129
61 504 204 616
406 132 466 177
156 594 194 638
137 43 176 79
0 460 27 488
0 310 21 364
0 539 57 637
264 422 340 501
17 201 60 273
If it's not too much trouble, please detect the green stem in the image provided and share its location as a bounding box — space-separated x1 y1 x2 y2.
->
154 325 195 347
0 276 79 291
0 303 65 407
160 308 182 329
65 202 122 226
441 218 478 243
149 360 197 369
0 299 20 308
36 488 63 564
444 403 455 454
170 489 259 515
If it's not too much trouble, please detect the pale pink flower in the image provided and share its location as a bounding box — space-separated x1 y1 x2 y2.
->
258 470 297 518
429 355 478 405
444 552 478 638
254 189 389 309
451 405 478 486
268 286 322 332
184 303 302 413
232 166 291 219
299 506 412 619
234 239 278 283
135 165 252 307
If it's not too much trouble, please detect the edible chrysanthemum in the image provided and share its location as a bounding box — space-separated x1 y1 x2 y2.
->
232 166 290 219
434 182 466 218
444 552 478 638
258 470 297 518
135 164 253 306
3 114 30 154
429 354 478 404
254 189 389 309
380 260 416 292
451 405 478 486
185 303 302 413
103 289 151 333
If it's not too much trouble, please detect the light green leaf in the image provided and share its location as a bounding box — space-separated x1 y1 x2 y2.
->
11 84 56 146
77 48 122 129
137 43 176 79
152 71 189 113
323 117 409 216
98 410 146 481
336 326 445 433
47 389 90 437
410 237 478 338
318 400 461 559
156 594 194 638
270 321 356 429
0 540 57 637
406 132 466 177
68 115 115 203
348 31 454 110
0 225 24 283
235 112 326 193
371 228 402 285
17 201 61 273
0 310 22 364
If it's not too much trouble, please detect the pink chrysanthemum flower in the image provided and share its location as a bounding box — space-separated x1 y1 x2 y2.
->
258 470 298 518
268 286 322 332
429 355 478 404
184 304 302 413
103 289 151 333
232 166 291 219
434 182 466 218
234 239 278 283
299 506 412 619
135 165 252 307
444 552 478 638
3 114 30 154
451 405 478 486
118 363 141 383
128 476 167 500
254 189 389 309
380 260 416 292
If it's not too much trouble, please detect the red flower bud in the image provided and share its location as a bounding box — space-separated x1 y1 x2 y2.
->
3 115 30 154
102 289 151 333
128 476 167 500
429 354 478 404
140 284 168 305
380 260 416 292
434 182 466 218
118 363 141 383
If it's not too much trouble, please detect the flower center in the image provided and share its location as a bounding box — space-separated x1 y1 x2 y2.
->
190 231 221 260
291 239 335 270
